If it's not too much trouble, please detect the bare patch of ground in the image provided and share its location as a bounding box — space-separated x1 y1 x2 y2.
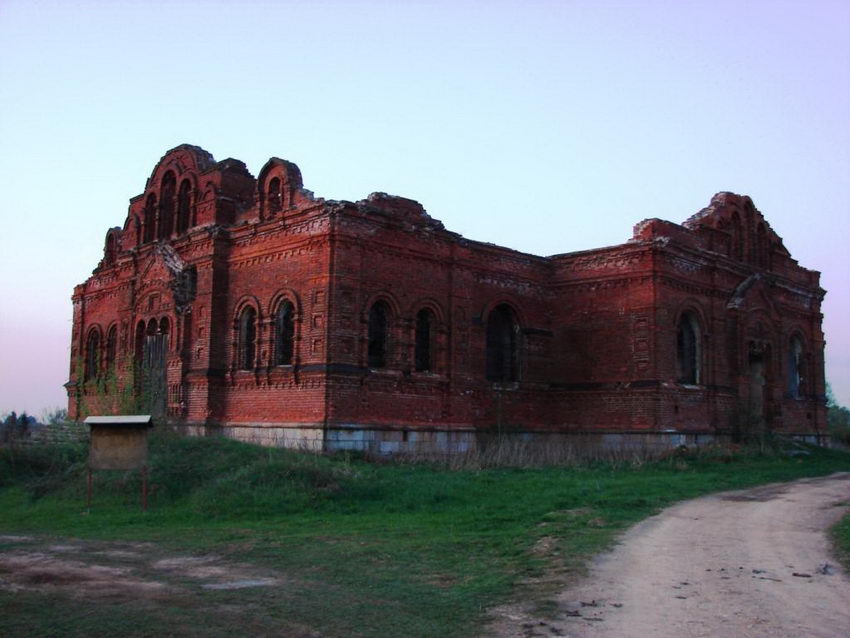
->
0 538 282 600
489 473 850 638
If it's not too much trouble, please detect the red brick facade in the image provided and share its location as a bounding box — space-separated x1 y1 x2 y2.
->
67 145 827 451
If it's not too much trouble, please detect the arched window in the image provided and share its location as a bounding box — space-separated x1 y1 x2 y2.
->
267 177 282 214
368 301 390 369
677 311 701 384
134 320 145 363
788 336 804 398
486 304 519 382
143 194 157 243
85 329 101 381
176 179 192 233
159 317 170 350
415 308 435 372
238 307 257 370
274 300 294 365
756 223 768 269
104 234 117 265
731 212 743 260
105 325 118 373
158 171 176 239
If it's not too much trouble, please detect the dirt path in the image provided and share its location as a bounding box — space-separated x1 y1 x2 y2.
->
494 473 850 638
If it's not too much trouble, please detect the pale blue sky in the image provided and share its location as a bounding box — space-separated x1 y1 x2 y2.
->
1 0 848 414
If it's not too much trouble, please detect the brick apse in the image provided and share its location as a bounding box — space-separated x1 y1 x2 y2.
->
67 144 827 452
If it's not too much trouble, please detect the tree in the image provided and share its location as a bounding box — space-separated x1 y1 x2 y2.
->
826 383 850 445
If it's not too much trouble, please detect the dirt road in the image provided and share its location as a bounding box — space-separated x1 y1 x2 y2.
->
497 473 850 638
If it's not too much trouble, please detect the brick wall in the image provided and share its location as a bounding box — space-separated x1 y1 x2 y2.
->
68 147 828 448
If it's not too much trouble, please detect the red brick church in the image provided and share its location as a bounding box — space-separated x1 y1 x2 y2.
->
67 144 827 452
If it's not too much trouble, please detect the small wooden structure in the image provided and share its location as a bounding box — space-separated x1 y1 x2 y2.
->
84 415 153 510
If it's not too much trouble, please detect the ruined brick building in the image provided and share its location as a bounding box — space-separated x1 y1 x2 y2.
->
67 144 827 451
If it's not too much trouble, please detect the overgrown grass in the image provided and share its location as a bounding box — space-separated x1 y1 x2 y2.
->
1 433 849 638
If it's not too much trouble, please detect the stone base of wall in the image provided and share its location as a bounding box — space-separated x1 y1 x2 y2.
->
173 423 325 451
169 422 831 456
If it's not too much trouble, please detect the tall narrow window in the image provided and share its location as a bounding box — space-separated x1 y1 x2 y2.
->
267 177 282 214
159 317 170 349
486 304 518 382
239 307 257 370
158 171 176 239
731 212 743 260
788 336 804 398
134 321 145 363
143 194 157 243
756 223 768 269
105 325 118 373
177 179 192 233
104 234 117 265
85 329 101 381
414 308 435 372
274 300 294 365
677 311 700 384
368 301 390 369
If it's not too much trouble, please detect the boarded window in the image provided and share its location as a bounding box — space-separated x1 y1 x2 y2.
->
275 300 294 365
85 329 101 381
486 304 518 382
677 311 700 384
414 308 434 372
368 301 390 369
239 307 257 370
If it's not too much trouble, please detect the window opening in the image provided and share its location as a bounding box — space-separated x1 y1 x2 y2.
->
414 308 434 372
788 336 804 398
274 300 294 365
239 307 257 370
368 301 390 369
158 172 176 239
85 329 100 381
486 304 518 382
143 194 157 243
177 179 192 233
267 177 282 214
677 311 700 384
105 325 117 373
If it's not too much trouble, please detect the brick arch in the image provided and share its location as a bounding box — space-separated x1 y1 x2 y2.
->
257 158 303 219
103 227 121 264
406 297 446 324
269 288 303 317
362 291 402 319
481 298 527 328
143 144 216 193
233 295 264 322
673 298 708 330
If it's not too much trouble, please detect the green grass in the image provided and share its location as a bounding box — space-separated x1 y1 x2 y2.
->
831 513 850 571
1 434 849 638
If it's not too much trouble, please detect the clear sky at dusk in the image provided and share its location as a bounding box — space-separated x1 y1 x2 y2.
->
0 0 848 415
